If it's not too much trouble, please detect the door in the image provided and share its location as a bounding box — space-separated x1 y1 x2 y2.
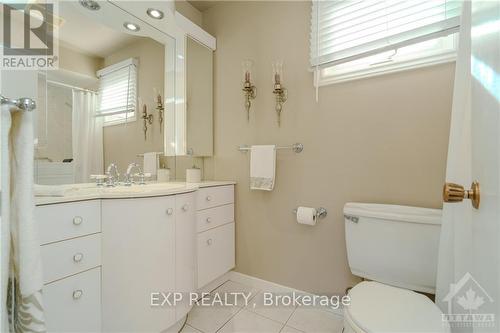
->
436 1 500 333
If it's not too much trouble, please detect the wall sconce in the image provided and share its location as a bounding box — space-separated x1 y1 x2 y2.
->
272 60 287 126
155 93 164 133
142 104 154 140
242 60 256 121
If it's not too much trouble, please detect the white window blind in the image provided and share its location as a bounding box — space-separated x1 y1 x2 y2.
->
96 58 137 124
310 0 462 69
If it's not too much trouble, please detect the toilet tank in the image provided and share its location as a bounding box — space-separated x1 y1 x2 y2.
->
344 203 442 294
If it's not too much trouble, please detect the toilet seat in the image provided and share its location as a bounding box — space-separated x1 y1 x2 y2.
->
344 281 449 333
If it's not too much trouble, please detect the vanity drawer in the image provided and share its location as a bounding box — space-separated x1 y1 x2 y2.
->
36 200 101 244
197 222 235 288
41 234 101 284
44 267 101 333
196 185 234 211
196 203 234 233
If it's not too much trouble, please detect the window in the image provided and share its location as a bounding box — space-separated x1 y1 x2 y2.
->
96 58 138 126
310 0 462 85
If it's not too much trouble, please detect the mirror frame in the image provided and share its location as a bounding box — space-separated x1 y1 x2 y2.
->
111 2 217 157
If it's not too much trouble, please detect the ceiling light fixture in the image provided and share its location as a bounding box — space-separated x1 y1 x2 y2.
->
123 22 140 32
79 0 100 11
146 8 164 19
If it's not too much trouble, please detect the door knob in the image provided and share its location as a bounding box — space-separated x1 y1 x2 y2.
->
443 181 480 209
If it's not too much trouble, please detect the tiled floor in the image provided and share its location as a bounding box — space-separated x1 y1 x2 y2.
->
182 280 344 333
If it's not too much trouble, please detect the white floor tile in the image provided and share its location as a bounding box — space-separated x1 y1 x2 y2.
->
280 326 304 333
246 292 296 324
286 307 344 333
181 324 203 333
212 280 260 308
187 294 242 333
218 309 284 333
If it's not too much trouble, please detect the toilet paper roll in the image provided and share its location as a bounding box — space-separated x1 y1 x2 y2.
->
296 207 317 226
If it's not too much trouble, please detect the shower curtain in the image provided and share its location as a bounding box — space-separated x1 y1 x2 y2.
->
72 90 103 183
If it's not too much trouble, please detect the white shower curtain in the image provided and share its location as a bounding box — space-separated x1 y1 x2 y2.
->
72 90 103 183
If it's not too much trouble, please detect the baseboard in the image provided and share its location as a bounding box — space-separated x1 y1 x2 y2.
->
220 270 345 316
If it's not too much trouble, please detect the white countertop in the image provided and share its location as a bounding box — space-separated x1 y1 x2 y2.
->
35 180 236 206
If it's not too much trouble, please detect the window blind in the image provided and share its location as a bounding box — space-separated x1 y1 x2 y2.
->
96 58 137 118
310 0 462 68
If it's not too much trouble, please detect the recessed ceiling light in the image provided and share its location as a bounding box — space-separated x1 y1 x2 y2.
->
146 8 164 19
79 0 100 11
123 22 140 32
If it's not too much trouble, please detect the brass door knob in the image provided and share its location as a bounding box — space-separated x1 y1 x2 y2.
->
443 181 480 209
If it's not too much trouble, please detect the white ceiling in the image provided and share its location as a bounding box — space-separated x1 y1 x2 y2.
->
57 1 140 58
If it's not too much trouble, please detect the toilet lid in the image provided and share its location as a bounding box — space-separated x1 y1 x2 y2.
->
345 281 449 333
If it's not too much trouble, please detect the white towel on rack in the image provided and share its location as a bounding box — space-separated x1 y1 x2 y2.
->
250 145 276 191
143 152 159 177
1 104 46 332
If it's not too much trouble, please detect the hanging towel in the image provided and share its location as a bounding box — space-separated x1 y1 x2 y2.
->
1 104 45 333
250 145 276 191
143 152 159 178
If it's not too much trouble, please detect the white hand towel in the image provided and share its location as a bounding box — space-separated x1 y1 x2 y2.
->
143 152 159 177
2 104 45 332
250 145 276 191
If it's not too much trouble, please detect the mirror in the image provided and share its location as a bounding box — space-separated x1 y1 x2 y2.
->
185 36 213 157
34 1 175 185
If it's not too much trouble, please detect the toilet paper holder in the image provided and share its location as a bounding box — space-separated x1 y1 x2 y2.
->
292 207 328 220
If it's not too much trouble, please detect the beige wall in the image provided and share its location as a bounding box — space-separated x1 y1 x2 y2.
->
102 38 165 172
202 1 454 294
59 45 103 78
176 0 203 27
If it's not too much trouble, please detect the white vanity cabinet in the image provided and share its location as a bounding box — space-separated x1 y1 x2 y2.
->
36 200 102 333
101 192 196 332
35 183 233 332
196 185 235 288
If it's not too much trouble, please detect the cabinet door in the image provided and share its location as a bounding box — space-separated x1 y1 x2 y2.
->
197 223 235 289
175 192 196 320
101 196 176 332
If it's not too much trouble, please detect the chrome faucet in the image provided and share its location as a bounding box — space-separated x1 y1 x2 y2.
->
124 163 142 186
105 163 120 187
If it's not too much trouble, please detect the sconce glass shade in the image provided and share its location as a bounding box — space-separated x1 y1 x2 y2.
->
272 60 284 85
242 60 254 83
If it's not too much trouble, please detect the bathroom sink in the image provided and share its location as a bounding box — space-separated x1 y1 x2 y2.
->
35 182 196 200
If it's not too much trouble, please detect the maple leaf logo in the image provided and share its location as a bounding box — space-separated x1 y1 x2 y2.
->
457 288 485 310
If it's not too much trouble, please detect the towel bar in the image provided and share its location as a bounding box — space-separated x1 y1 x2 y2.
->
1 95 36 111
238 143 303 153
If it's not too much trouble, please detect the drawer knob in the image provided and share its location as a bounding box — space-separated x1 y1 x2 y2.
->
206 238 213 245
72 290 83 300
73 253 84 263
166 208 173 215
182 204 189 212
206 217 212 223
73 216 83 225
206 195 212 202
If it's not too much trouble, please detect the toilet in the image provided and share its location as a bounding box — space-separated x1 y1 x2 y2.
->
343 203 449 333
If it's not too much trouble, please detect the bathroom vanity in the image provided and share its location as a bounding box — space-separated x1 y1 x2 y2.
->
36 182 235 332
